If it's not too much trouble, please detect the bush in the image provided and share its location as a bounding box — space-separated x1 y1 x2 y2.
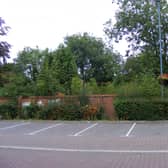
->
21 104 40 119
0 102 18 119
115 74 160 98
39 103 83 120
19 100 106 121
39 103 63 120
96 106 106 120
114 98 168 120
60 104 83 120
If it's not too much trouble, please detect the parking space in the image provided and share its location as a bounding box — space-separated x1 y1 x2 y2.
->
1 121 168 137
33 123 96 136
0 121 137 137
76 123 132 137
130 123 168 137
0 121 26 128
1 121 168 168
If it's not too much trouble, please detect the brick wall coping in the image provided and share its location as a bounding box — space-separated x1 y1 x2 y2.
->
19 94 117 99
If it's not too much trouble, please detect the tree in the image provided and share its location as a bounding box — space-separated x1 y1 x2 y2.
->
0 63 34 96
104 0 168 74
0 17 11 64
14 47 51 95
91 49 121 85
51 45 77 94
14 47 47 82
14 46 77 96
65 33 121 86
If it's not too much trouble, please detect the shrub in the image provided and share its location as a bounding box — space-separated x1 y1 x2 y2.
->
96 106 106 120
21 104 40 119
115 74 160 98
0 102 18 119
39 103 63 120
60 104 83 120
114 98 168 120
39 103 83 120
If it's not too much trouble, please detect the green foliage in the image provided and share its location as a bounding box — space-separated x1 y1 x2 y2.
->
114 98 168 120
39 103 63 120
104 0 168 74
71 76 83 95
78 89 90 106
51 45 77 94
0 17 11 64
116 74 160 98
98 82 116 94
85 78 99 94
122 53 160 81
0 102 18 119
96 106 106 120
0 98 106 120
39 103 83 120
15 47 46 82
1 31 121 97
59 104 83 120
65 33 121 85
21 104 40 119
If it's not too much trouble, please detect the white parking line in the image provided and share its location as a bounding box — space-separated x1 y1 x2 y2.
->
27 123 63 135
126 123 136 137
0 122 30 130
72 123 98 136
1 145 168 153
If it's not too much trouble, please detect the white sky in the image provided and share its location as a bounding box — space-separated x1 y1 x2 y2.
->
1 0 128 61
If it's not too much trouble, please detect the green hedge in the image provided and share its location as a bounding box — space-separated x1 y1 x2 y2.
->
114 98 168 120
0 102 18 119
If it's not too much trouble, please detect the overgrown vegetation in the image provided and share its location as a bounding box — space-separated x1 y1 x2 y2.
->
20 102 105 120
0 101 18 119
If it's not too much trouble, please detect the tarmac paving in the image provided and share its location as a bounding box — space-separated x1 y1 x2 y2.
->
1 120 168 168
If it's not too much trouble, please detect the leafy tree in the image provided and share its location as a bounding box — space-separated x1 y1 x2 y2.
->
51 45 77 94
104 0 168 74
65 33 121 86
121 52 158 82
14 47 47 82
0 17 11 89
0 63 13 87
0 63 34 96
13 47 52 95
36 50 64 96
0 17 11 65
91 49 121 85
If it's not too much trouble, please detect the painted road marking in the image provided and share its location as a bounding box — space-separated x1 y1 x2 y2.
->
27 123 63 135
0 122 30 130
126 123 136 137
1 145 168 153
72 123 98 136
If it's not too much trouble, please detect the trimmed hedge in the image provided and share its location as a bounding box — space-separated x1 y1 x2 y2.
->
114 98 168 120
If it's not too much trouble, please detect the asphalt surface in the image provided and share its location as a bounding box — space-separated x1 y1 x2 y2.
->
1 120 168 168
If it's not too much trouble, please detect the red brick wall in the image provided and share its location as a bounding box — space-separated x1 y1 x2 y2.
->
0 97 11 104
18 95 117 120
89 95 116 120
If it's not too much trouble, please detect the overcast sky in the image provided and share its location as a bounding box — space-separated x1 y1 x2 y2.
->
1 0 127 61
